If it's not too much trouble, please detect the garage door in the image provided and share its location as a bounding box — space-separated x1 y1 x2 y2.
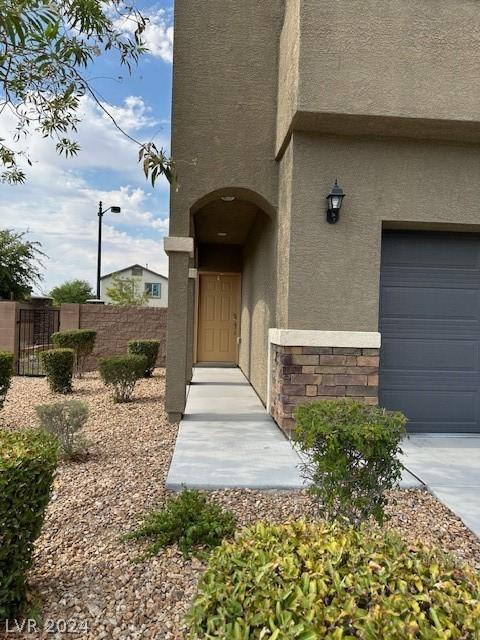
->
379 231 480 433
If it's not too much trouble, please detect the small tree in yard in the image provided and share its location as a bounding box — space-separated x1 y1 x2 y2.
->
98 354 147 403
106 275 148 306
52 329 96 377
0 229 44 300
294 400 407 525
36 400 89 461
50 279 94 305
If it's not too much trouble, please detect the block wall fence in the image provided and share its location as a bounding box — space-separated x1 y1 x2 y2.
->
60 304 167 371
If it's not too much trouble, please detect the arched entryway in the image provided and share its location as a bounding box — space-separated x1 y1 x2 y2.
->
190 188 275 399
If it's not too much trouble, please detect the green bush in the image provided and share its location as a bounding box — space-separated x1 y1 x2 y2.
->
40 348 75 394
35 400 89 461
52 329 96 377
127 339 160 377
294 400 407 525
188 521 480 639
0 350 14 409
98 354 147 402
127 489 236 558
0 429 58 618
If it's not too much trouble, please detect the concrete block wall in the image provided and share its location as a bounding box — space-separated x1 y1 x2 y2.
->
60 304 167 371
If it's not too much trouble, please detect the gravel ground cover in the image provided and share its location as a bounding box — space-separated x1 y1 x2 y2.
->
1 372 479 639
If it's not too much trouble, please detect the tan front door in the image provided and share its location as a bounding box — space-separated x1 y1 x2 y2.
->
197 273 240 363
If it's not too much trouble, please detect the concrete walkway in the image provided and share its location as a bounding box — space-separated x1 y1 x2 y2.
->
166 367 304 489
166 367 420 491
401 436 480 537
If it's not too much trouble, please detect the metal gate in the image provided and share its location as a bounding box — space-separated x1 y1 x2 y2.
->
17 308 60 375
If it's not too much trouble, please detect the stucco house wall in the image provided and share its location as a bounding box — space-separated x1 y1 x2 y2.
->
165 0 480 428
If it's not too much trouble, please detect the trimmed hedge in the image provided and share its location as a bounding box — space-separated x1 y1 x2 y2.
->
98 354 147 402
127 339 160 377
0 429 58 618
188 521 480 639
0 350 13 409
52 329 96 377
294 400 406 524
40 348 75 393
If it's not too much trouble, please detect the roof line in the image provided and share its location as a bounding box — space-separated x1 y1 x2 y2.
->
100 263 168 281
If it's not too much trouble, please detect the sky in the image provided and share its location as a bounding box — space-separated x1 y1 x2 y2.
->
0 1 174 293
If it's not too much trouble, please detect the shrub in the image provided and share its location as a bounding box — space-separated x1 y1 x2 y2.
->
52 329 96 377
127 489 236 558
187 521 480 639
294 400 407 525
98 354 147 402
40 348 75 394
35 400 89 461
0 429 58 618
0 351 14 409
127 339 160 377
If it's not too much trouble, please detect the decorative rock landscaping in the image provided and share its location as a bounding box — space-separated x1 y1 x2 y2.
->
1 371 479 639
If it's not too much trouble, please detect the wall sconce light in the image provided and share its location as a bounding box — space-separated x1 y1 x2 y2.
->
326 179 345 224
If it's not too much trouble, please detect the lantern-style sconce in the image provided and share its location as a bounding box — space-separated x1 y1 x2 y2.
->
326 179 345 224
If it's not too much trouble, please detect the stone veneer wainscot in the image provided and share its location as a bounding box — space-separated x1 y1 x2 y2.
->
268 330 381 438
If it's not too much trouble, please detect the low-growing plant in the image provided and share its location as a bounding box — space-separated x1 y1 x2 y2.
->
35 400 89 461
40 348 75 394
0 351 14 409
127 339 160 377
52 329 96 377
98 354 147 402
0 429 58 618
187 521 480 639
127 489 236 558
294 400 407 525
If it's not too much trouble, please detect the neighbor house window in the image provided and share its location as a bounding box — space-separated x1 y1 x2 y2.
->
131 266 143 277
145 282 161 298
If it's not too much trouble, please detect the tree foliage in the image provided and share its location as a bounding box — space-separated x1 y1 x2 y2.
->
105 274 148 306
0 0 175 186
0 229 44 300
50 279 93 304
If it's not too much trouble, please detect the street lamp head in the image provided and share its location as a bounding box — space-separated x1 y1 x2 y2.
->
110 206 121 214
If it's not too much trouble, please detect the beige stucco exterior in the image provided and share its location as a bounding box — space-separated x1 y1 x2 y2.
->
165 0 480 420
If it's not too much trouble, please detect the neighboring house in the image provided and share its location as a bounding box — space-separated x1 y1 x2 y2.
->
164 1 480 435
100 264 168 308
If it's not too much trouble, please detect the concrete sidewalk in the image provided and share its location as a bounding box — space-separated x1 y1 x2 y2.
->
166 367 420 491
401 436 480 537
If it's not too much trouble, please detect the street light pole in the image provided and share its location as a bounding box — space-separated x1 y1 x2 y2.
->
96 201 121 300
96 201 103 299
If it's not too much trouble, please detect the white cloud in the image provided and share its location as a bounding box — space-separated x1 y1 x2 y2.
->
113 8 174 63
0 95 170 292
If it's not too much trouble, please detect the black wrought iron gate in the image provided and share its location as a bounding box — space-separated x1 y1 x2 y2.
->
17 308 60 375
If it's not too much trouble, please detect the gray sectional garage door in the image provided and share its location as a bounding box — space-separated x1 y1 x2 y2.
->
379 232 480 433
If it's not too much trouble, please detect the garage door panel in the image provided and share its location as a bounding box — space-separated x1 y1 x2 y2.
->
380 287 478 322
381 338 478 372
380 232 480 433
381 235 480 270
380 389 478 433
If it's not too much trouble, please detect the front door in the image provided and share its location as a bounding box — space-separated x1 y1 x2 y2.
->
197 273 240 363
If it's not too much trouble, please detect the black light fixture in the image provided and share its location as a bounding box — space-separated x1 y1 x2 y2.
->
326 179 345 224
